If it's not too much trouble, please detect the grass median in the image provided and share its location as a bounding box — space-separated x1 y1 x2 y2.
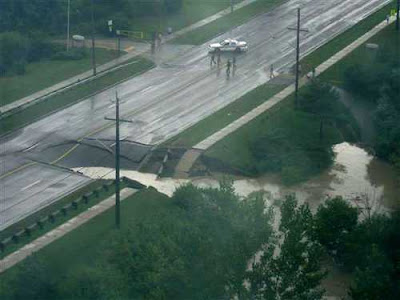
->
0 56 154 136
0 48 122 106
166 83 286 148
172 0 287 45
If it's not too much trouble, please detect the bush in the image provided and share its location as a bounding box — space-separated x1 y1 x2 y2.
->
27 35 61 62
52 48 88 61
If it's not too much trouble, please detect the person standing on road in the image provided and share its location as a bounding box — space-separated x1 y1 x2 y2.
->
226 59 231 76
210 53 216 66
217 52 221 67
232 56 237 76
270 64 275 79
158 32 162 50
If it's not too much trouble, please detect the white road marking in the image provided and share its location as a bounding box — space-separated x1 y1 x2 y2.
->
21 180 41 191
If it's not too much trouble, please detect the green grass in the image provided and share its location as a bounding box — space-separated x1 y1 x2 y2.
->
319 23 400 84
204 92 358 184
166 83 286 148
1 188 170 280
172 0 287 45
0 180 121 259
300 0 397 75
131 0 233 39
0 56 154 136
0 48 122 106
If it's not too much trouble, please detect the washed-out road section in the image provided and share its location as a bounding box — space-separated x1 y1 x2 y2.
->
0 0 391 231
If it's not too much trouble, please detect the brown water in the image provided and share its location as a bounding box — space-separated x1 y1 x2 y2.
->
75 142 399 213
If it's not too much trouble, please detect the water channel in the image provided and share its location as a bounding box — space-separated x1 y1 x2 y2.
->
76 142 399 213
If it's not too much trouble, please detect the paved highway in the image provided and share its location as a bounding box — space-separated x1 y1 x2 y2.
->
0 0 391 230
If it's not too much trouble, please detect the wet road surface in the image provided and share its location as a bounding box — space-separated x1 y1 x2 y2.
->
0 0 391 230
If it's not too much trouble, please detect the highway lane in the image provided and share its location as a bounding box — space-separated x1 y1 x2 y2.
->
0 0 391 230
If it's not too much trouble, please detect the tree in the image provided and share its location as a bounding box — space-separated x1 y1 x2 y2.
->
314 197 358 256
374 69 400 171
1 255 57 300
101 183 273 299
299 80 340 142
349 244 394 300
248 195 326 300
0 32 29 75
0 0 63 34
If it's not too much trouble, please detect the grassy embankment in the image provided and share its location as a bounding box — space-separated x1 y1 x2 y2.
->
0 179 123 259
172 0 286 45
319 23 399 85
0 188 169 280
204 92 357 184
0 56 154 136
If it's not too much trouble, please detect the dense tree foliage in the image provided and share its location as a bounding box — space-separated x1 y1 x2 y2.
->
248 195 326 299
311 197 400 299
314 197 358 257
0 186 333 299
0 31 61 75
0 0 64 34
298 80 341 142
0 0 184 36
343 33 400 173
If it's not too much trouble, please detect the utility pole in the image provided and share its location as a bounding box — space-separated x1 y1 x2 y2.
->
117 36 121 57
104 93 134 228
295 7 301 109
67 0 70 51
397 0 400 31
115 92 120 229
231 0 234 13
90 0 97 76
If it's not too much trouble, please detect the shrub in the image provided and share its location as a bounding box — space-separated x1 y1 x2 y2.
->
52 48 88 61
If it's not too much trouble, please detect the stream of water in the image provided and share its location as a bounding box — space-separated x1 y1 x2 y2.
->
75 142 399 212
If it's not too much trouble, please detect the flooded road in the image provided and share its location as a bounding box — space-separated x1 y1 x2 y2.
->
75 142 399 212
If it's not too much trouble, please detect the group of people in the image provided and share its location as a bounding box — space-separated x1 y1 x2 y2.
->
210 53 237 77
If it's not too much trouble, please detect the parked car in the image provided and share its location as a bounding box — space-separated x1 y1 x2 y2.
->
208 39 248 53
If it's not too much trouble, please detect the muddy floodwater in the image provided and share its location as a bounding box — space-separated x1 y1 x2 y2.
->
76 142 399 213
74 142 399 299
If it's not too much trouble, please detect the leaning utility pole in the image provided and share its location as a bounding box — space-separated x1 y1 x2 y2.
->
115 92 121 229
397 0 400 31
90 0 97 76
295 7 301 109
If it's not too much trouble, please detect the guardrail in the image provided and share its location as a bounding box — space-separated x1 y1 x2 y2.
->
0 177 144 253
